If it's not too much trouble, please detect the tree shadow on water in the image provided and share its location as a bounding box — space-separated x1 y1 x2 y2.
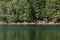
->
29 30 43 40
29 30 36 40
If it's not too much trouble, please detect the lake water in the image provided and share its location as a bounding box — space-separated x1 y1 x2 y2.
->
0 25 60 40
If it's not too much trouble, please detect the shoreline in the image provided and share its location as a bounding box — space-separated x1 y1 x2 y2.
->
0 22 60 25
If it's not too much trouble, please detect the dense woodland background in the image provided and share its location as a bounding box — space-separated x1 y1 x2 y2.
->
0 0 60 23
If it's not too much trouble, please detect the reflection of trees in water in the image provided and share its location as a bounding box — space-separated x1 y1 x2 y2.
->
29 30 36 40
29 30 44 40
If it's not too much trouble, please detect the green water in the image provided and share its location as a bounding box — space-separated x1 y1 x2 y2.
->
0 25 60 40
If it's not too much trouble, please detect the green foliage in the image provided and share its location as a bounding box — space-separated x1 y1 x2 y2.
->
0 0 60 22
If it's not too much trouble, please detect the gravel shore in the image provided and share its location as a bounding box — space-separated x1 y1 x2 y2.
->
0 22 60 25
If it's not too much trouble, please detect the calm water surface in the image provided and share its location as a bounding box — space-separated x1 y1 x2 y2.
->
0 25 60 40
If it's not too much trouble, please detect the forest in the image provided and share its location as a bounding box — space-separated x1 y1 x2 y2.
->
0 0 60 23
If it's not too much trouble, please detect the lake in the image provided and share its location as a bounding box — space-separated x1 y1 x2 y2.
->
0 25 60 40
